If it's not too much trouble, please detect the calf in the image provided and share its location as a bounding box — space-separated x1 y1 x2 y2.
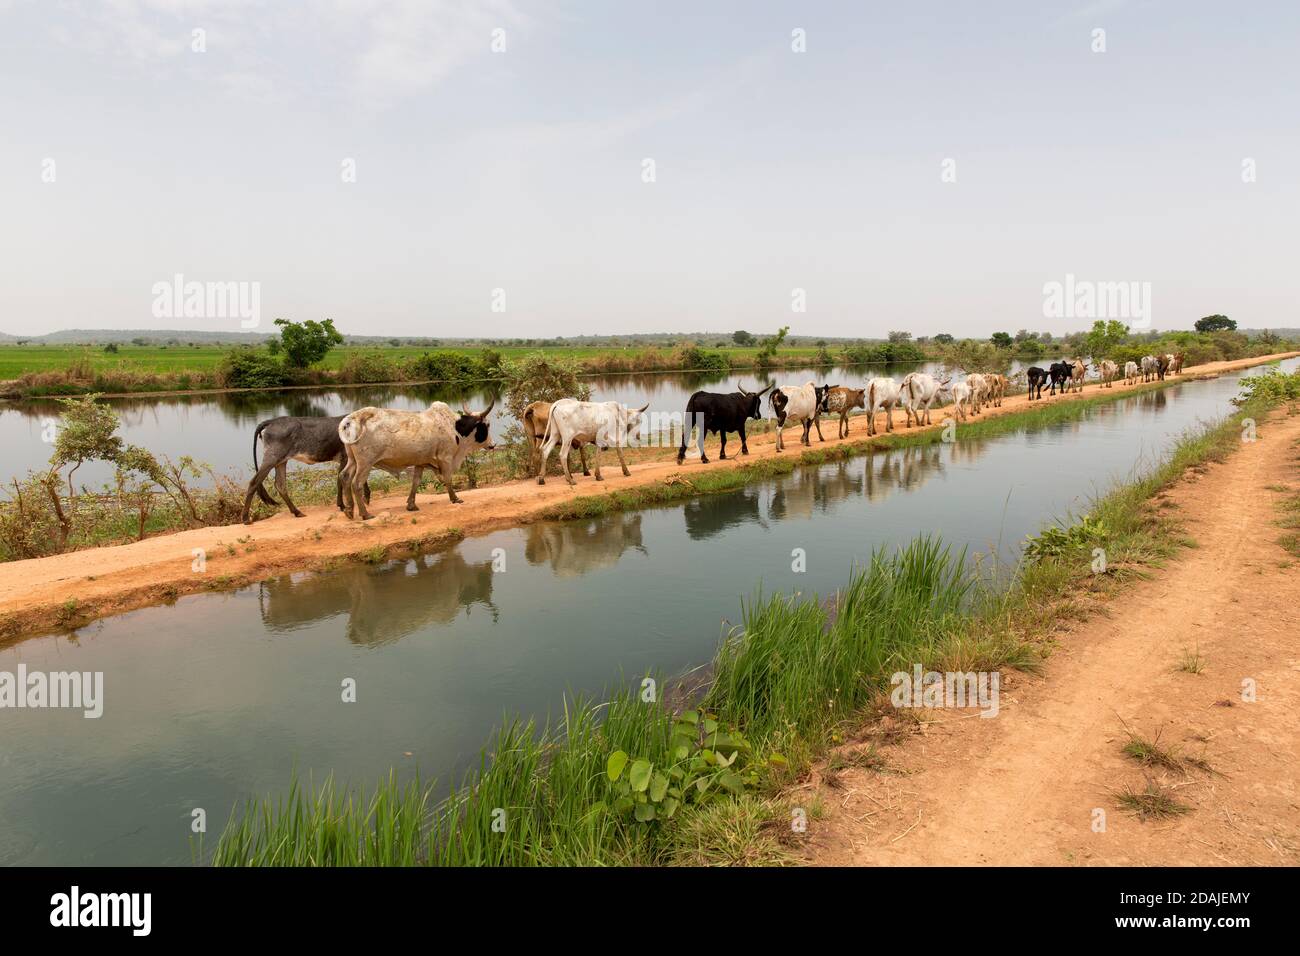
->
524 401 589 477
770 382 830 451
677 384 771 464
948 381 972 421
899 372 948 426
864 377 901 435
241 415 370 525
820 385 866 439
1026 366 1048 400
338 400 496 519
538 399 649 485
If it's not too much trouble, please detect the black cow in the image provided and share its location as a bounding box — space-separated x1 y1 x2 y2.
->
1047 361 1071 396
677 383 773 464
1155 354 1170 381
242 415 370 524
1026 366 1048 400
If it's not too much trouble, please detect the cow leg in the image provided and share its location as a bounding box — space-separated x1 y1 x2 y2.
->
802 419 812 446
885 405 894 433
241 461 280 524
350 454 374 520
406 465 423 511
839 413 848 439
339 456 354 519
440 461 463 504
578 443 590 476
813 416 825 442
564 438 580 485
275 462 305 518
718 430 727 460
738 423 748 456
698 423 709 462
537 430 558 485
775 423 784 452
616 446 631 477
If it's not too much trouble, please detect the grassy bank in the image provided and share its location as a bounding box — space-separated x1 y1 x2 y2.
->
208 370 1299 866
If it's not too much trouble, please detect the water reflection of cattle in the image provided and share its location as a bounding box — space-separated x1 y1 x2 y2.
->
525 513 647 575
258 549 496 646
683 486 765 541
863 445 946 502
769 461 864 521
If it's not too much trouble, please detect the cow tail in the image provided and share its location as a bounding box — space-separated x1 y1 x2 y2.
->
339 409 371 445
253 419 270 470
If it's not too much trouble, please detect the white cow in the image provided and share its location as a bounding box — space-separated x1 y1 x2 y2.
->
948 381 972 422
965 373 989 415
1096 359 1119 388
771 382 830 451
899 372 948 427
1140 354 1158 382
1124 360 1140 385
864 377 901 436
537 399 649 486
338 400 496 519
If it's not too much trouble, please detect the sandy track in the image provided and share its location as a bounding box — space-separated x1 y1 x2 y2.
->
1 352 1295 642
799 405 1300 866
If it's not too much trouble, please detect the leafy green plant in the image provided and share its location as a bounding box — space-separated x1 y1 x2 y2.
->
603 711 781 824
1023 515 1108 561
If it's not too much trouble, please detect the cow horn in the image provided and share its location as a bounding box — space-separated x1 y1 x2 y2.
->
757 383 773 396
738 382 751 396
636 401 649 414
461 402 471 415
478 397 496 419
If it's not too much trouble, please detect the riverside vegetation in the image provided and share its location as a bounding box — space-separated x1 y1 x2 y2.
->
205 367 1300 866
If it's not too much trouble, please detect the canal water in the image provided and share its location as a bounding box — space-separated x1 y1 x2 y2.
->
0 359 1289 864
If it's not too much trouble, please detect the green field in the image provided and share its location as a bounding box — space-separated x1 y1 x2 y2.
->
0 343 828 381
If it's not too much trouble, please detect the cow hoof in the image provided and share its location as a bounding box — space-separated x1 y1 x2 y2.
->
700 456 709 464
537 477 546 485
292 511 305 518
741 448 749 455
718 453 726 460
406 504 419 512
594 475 603 481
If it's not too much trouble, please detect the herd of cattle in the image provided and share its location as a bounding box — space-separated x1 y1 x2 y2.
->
239 349 1189 524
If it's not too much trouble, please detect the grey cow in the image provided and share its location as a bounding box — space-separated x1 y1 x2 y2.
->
242 415 369 524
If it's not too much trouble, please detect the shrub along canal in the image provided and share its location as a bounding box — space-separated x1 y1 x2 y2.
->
0 358 1292 864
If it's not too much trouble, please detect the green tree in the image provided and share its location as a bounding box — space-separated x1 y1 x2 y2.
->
754 326 789 367
275 317 344 368
990 331 1013 349
888 330 912 343
933 332 955 345
732 330 756 346
1195 314 1236 333
1085 319 1129 358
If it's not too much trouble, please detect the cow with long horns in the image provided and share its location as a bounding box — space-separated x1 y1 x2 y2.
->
677 382 773 464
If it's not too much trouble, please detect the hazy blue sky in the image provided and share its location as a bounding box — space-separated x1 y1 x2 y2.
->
2 0 1296 338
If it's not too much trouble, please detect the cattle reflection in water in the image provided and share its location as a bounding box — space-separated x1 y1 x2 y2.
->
258 549 496 646
683 486 765 541
769 461 865 521
525 512 647 576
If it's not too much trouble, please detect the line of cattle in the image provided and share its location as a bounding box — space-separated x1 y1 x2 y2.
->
239 350 1188 525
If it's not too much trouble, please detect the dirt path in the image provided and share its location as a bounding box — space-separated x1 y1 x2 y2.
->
798 405 1300 866
1 352 1295 643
